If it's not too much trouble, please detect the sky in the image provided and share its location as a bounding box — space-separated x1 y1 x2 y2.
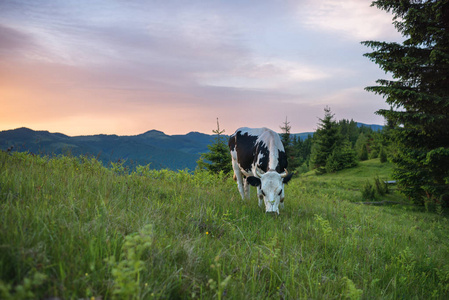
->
0 0 403 136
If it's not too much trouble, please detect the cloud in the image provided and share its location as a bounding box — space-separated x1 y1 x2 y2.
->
297 0 401 41
197 56 332 92
0 24 34 51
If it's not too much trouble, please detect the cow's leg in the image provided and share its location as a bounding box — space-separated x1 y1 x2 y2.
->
243 178 250 199
257 186 263 207
231 158 246 200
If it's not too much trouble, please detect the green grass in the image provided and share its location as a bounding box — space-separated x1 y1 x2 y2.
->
300 159 402 203
1 152 449 299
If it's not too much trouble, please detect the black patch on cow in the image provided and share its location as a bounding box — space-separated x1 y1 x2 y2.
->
277 150 288 173
247 176 261 187
228 131 258 173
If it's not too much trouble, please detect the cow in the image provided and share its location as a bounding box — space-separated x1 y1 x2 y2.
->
228 127 293 214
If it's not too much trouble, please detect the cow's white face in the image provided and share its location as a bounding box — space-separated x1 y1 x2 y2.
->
247 171 285 214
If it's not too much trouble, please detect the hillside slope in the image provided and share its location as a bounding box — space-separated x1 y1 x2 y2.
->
1 152 448 299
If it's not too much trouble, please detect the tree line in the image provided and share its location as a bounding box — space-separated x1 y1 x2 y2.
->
281 108 388 176
198 108 389 177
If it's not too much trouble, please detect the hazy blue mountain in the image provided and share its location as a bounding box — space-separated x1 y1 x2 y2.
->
0 123 383 170
0 127 214 170
291 132 315 140
356 122 384 131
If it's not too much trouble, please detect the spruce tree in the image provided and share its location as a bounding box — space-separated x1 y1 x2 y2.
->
360 144 369 161
325 138 358 173
197 119 232 174
280 117 295 167
379 146 388 163
310 107 341 174
338 119 359 146
362 0 449 205
280 116 292 147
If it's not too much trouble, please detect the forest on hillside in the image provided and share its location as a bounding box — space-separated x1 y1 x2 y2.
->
280 107 389 175
200 107 389 178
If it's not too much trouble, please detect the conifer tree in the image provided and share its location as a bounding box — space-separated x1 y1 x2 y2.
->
360 144 369 161
280 116 292 147
338 119 359 146
309 107 341 174
197 119 232 174
362 0 449 205
280 117 294 167
379 146 388 163
325 138 358 173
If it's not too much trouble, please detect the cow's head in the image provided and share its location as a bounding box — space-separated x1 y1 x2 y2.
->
247 168 293 214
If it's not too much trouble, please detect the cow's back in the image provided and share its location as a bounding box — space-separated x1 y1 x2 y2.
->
229 127 288 173
254 129 288 173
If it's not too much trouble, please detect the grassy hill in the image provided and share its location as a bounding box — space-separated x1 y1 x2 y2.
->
1 151 449 299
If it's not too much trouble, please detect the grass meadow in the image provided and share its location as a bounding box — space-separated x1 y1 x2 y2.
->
1 151 449 299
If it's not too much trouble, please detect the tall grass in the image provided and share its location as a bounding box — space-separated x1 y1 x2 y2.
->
1 152 449 299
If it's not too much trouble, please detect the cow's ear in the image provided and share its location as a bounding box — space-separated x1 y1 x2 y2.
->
283 173 294 184
247 176 261 187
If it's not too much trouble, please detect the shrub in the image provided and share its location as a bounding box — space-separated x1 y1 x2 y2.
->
362 181 376 200
374 176 389 196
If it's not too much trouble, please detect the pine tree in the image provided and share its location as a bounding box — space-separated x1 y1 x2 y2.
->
310 107 341 174
280 116 291 147
292 134 313 174
338 119 359 146
325 138 358 173
379 146 388 163
362 0 449 205
280 117 294 167
360 144 369 161
197 119 232 174
355 133 369 161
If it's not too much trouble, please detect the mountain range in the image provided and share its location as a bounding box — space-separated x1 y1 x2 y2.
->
0 123 381 170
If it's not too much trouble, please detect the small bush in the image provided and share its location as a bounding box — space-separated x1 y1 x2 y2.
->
295 162 310 175
362 181 376 200
374 176 389 196
361 177 389 200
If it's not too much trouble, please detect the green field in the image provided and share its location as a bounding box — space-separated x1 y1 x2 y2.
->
1 151 449 299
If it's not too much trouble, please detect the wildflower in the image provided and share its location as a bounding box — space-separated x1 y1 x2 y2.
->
206 232 209 235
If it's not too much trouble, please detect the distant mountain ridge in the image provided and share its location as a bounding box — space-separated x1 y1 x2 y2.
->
356 122 383 131
0 127 214 170
0 123 383 170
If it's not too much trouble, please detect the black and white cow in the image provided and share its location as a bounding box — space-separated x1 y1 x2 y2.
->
228 127 293 213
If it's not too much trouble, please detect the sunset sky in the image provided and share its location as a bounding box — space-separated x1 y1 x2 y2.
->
0 0 402 136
